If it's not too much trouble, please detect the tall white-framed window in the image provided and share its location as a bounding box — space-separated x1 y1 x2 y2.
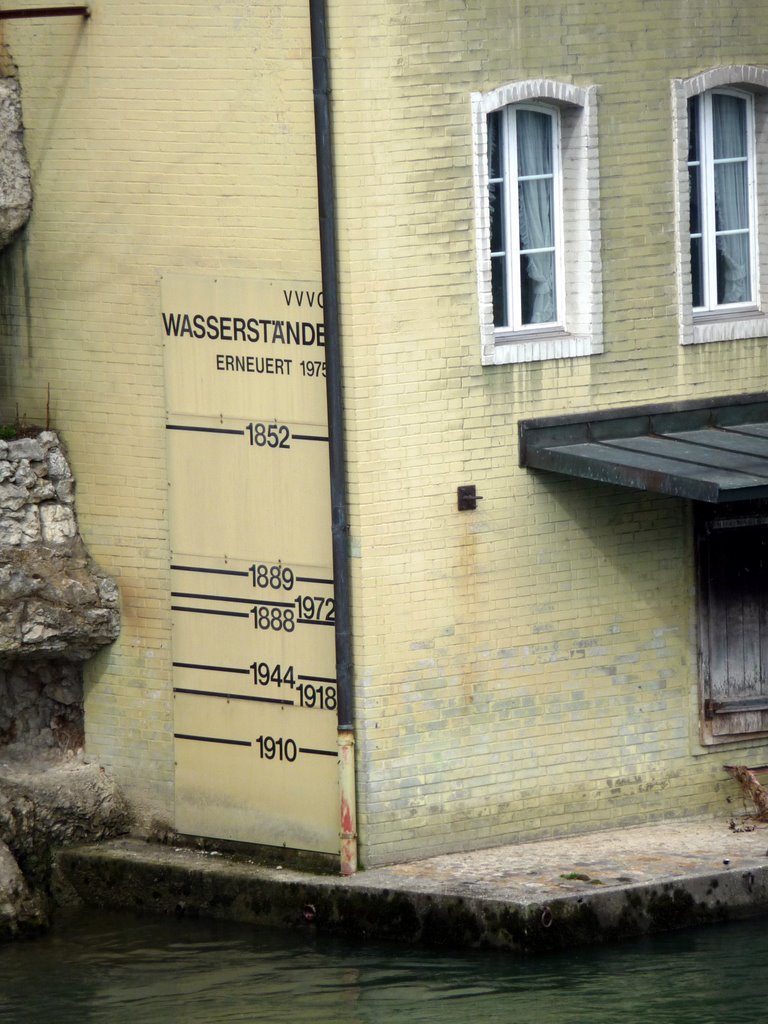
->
488 104 563 332
688 89 756 313
673 66 768 346
472 80 603 366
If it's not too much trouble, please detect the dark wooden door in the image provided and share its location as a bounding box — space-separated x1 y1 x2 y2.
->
698 505 768 739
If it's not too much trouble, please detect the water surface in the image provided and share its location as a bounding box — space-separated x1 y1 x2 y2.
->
1 909 766 1023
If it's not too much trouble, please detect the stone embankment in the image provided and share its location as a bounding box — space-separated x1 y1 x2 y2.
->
0 432 127 939
55 817 768 955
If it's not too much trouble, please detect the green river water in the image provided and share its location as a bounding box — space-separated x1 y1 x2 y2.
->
1 909 766 1023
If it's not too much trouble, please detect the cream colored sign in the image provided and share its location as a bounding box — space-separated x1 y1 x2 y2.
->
162 274 338 854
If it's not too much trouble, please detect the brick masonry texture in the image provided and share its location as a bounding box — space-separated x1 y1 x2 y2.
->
1 1 767 862
328 1 768 864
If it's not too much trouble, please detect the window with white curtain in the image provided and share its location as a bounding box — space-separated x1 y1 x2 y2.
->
687 89 756 313
673 67 768 346
488 104 562 331
472 80 603 366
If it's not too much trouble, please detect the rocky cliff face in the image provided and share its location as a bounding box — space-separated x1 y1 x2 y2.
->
0 77 32 250
0 77 112 939
0 432 127 939
0 431 120 752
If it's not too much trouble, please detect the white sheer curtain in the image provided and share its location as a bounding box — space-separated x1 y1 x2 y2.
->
516 109 556 324
713 93 750 304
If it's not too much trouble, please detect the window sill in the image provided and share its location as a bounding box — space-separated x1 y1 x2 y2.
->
685 308 768 346
483 329 602 365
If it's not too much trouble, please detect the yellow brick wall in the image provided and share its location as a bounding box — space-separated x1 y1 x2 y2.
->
328 1 768 864
2 0 768 864
0 1 321 826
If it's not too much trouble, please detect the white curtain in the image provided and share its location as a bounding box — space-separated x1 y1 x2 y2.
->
517 110 556 324
713 94 750 304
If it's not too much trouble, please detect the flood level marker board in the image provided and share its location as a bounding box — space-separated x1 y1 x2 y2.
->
162 275 339 854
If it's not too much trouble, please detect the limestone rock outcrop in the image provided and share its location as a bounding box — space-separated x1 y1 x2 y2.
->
0 758 129 861
0 431 126 938
0 78 32 249
0 431 120 753
0 432 119 665
0 838 46 940
0 758 129 939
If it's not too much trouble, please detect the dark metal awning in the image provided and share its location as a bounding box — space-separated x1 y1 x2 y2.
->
519 393 768 503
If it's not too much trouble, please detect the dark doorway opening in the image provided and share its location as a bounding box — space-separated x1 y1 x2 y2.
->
697 500 768 742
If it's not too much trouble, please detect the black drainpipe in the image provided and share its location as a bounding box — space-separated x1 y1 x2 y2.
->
309 0 357 874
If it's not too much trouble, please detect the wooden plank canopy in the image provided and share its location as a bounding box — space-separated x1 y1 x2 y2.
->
519 393 768 502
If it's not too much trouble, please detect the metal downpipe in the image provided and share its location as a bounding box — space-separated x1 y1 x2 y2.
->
308 0 357 875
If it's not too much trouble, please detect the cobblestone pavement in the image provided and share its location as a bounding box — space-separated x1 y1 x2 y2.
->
344 817 768 902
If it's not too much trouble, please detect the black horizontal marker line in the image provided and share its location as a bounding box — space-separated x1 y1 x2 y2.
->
171 564 249 578
172 566 332 586
292 434 329 442
172 591 254 605
166 424 245 436
173 661 249 675
175 733 251 747
299 747 337 757
298 617 336 627
173 687 293 707
171 605 249 618
251 598 293 609
298 674 337 685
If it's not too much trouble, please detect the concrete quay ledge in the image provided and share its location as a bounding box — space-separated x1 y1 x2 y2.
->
53 818 768 954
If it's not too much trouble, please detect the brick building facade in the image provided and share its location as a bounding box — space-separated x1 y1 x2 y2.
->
1 1 768 867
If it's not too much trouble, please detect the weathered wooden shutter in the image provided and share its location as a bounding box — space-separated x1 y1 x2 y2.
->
698 504 768 739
